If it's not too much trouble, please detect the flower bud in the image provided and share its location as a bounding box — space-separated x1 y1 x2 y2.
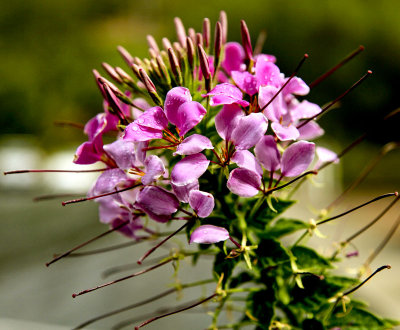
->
117 45 134 66
197 44 211 92
168 48 183 86
213 21 223 76
139 68 163 106
202 18 210 50
102 62 123 84
219 10 228 44
174 17 187 48
146 34 160 54
240 20 253 62
162 37 172 51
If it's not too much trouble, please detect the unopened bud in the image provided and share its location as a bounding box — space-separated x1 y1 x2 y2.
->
156 55 171 86
149 48 158 59
196 33 203 47
168 48 183 86
240 20 253 62
188 28 196 44
173 42 182 54
197 44 211 92
146 35 160 54
102 62 123 84
174 17 187 48
102 83 128 125
139 68 163 106
92 69 107 99
131 64 142 81
99 76 134 107
150 59 162 80
117 46 134 66
186 37 195 70
219 11 228 44
202 18 210 50
133 57 144 67
214 21 223 76
162 37 172 51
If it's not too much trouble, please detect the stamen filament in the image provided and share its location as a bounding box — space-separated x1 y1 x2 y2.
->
62 183 142 206
137 222 189 264
46 220 130 267
134 292 218 329
265 171 317 195
297 70 372 129
4 168 108 175
260 53 309 112
309 45 365 89
72 258 173 298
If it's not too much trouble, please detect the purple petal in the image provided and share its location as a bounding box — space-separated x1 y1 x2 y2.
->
298 121 325 140
171 153 210 185
254 135 281 172
227 168 261 197
164 87 192 126
221 42 245 74
174 134 213 155
134 141 148 165
189 190 215 218
111 216 144 239
190 225 229 244
142 155 165 185
271 122 300 141
231 150 263 176
231 113 268 150
103 139 136 170
203 83 249 107
259 85 286 122
73 135 104 165
175 101 207 136
215 104 244 141
231 71 258 96
315 146 339 170
254 53 276 64
290 100 321 122
136 106 168 130
171 180 199 203
281 141 315 177
255 59 281 87
134 186 179 222
123 122 163 142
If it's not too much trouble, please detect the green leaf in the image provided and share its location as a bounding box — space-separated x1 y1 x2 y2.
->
264 218 308 238
213 251 239 287
291 246 333 271
246 290 275 328
246 197 296 230
256 238 291 268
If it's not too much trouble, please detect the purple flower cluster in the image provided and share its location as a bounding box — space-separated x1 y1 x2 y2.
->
71 15 336 246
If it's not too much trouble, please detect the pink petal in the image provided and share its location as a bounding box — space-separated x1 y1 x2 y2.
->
215 104 245 141
171 153 210 185
283 77 310 96
231 150 263 176
171 180 199 203
190 225 229 244
123 122 163 142
231 113 268 150
255 59 281 87
203 83 249 107
175 101 207 137
221 42 245 74
254 135 281 172
142 155 165 185
298 121 325 140
231 71 258 96
227 168 261 197
290 100 321 122
134 186 179 223
174 134 213 155
189 190 215 218
103 139 136 170
281 141 315 177
134 141 148 165
111 217 144 239
73 135 104 165
259 85 286 122
254 53 276 64
164 87 192 126
136 106 168 130
89 168 132 198
271 122 300 141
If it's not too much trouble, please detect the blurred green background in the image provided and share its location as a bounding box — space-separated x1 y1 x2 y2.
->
1 0 399 328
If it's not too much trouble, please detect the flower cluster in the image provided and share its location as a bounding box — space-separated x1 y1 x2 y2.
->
11 11 397 330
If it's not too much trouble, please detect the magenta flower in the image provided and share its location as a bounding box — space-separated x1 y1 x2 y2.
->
171 153 210 185
203 83 249 107
189 190 215 218
189 225 229 244
174 134 214 156
281 141 315 177
227 167 262 197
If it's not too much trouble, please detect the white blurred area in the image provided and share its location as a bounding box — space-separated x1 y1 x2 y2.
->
1 136 99 192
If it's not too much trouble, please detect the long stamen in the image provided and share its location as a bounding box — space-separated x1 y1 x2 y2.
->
72 258 173 298
53 120 85 130
137 222 189 264
62 183 142 206
265 171 317 194
260 53 309 112
325 142 400 211
317 192 397 226
46 220 130 267
362 215 400 271
134 292 218 329
33 193 82 202
309 45 365 89
4 168 108 175
297 70 372 129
